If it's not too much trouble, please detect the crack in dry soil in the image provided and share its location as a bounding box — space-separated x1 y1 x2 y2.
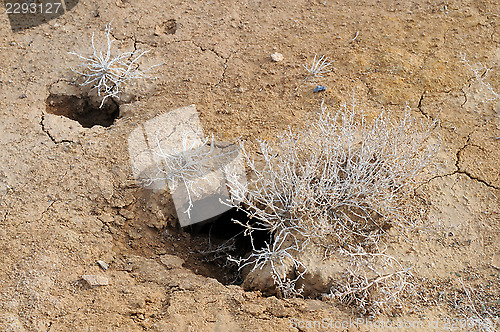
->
454 137 499 189
121 36 232 88
460 88 468 107
416 91 431 119
216 54 231 87
416 86 498 189
40 114 77 144
188 39 234 88
429 132 500 189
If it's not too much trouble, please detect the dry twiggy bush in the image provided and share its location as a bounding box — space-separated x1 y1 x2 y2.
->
69 23 162 107
224 100 440 313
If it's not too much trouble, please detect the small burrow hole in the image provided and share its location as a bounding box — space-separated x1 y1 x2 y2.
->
46 93 119 128
163 19 177 34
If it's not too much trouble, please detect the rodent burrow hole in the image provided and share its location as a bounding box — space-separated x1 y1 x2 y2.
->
45 93 119 128
181 208 272 285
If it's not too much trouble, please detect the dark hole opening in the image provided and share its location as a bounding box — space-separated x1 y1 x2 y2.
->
182 208 272 285
163 19 177 34
46 93 119 128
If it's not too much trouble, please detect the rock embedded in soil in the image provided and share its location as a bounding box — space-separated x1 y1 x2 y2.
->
81 275 109 287
97 260 108 271
119 208 135 220
265 297 289 317
270 52 284 62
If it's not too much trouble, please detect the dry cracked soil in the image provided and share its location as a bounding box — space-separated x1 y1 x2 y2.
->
0 0 499 331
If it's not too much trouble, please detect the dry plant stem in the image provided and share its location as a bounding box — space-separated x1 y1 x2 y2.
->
447 278 499 332
303 54 332 79
226 101 440 244
69 23 162 107
196 231 239 262
152 130 214 216
459 53 499 102
331 244 413 315
228 227 306 298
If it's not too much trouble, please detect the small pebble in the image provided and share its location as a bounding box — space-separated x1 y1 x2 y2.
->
81 275 109 287
97 260 108 271
270 52 284 62
314 85 326 93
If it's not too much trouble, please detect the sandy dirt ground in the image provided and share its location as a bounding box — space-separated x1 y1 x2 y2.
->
0 0 499 331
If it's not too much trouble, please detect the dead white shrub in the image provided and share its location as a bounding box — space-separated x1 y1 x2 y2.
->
224 100 440 309
69 23 162 107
